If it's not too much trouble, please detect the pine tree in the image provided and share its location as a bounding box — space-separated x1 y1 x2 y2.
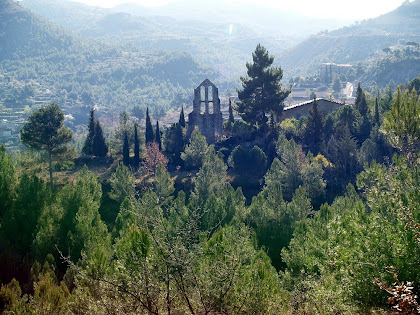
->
355 82 368 117
228 98 235 124
123 131 129 166
92 121 108 157
145 107 154 144
179 106 186 128
155 120 162 151
20 104 72 189
235 44 290 128
134 123 140 168
82 107 95 155
304 99 325 154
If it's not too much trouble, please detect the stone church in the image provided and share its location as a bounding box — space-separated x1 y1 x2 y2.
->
187 79 223 144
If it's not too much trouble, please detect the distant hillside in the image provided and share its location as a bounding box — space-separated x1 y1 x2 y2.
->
0 0 213 128
20 0 340 83
111 0 349 38
278 0 420 78
359 42 420 88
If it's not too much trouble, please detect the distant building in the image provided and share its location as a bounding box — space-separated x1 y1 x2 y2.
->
187 79 223 144
281 98 345 120
320 63 352 81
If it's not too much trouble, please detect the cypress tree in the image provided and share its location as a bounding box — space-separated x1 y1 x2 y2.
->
145 107 154 144
82 107 95 155
228 99 235 124
355 83 368 117
134 123 140 168
304 98 325 154
179 106 186 128
92 121 108 157
164 123 184 166
155 120 162 151
374 97 380 125
123 131 129 166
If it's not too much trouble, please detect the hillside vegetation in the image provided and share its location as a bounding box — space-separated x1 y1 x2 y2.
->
0 0 213 128
278 0 420 78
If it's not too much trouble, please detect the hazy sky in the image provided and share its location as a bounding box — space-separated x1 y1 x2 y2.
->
72 0 409 20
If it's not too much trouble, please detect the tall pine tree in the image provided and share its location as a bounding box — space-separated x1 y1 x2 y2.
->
92 121 108 157
179 106 186 128
155 120 162 151
235 44 290 128
145 107 154 144
123 131 129 166
134 123 140 168
82 108 95 155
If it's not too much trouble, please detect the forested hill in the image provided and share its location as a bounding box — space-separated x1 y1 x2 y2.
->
19 0 293 83
278 0 420 78
0 0 213 126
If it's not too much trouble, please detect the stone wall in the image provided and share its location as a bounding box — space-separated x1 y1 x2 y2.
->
187 79 223 143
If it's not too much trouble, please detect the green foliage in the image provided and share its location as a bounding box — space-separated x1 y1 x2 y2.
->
194 145 227 202
82 107 95 155
374 96 380 125
109 163 135 203
92 120 108 157
181 128 208 170
235 44 290 127
153 163 175 205
179 105 186 127
0 257 71 314
249 145 268 175
0 145 17 219
228 98 235 123
355 82 368 117
195 222 281 313
228 145 267 176
122 131 129 166
2 174 49 256
245 174 312 269
301 153 326 208
155 120 162 151
283 154 420 308
408 74 420 93
20 103 73 188
304 98 325 154
33 166 110 263
276 135 304 201
382 87 419 157
231 120 255 140
325 126 360 190
133 122 140 168
164 122 184 166
108 111 140 157
112 198 138 240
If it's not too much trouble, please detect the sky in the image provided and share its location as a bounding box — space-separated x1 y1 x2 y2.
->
72 0 409 20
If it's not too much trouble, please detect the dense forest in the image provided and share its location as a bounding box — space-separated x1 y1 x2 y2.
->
0 37 419 313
